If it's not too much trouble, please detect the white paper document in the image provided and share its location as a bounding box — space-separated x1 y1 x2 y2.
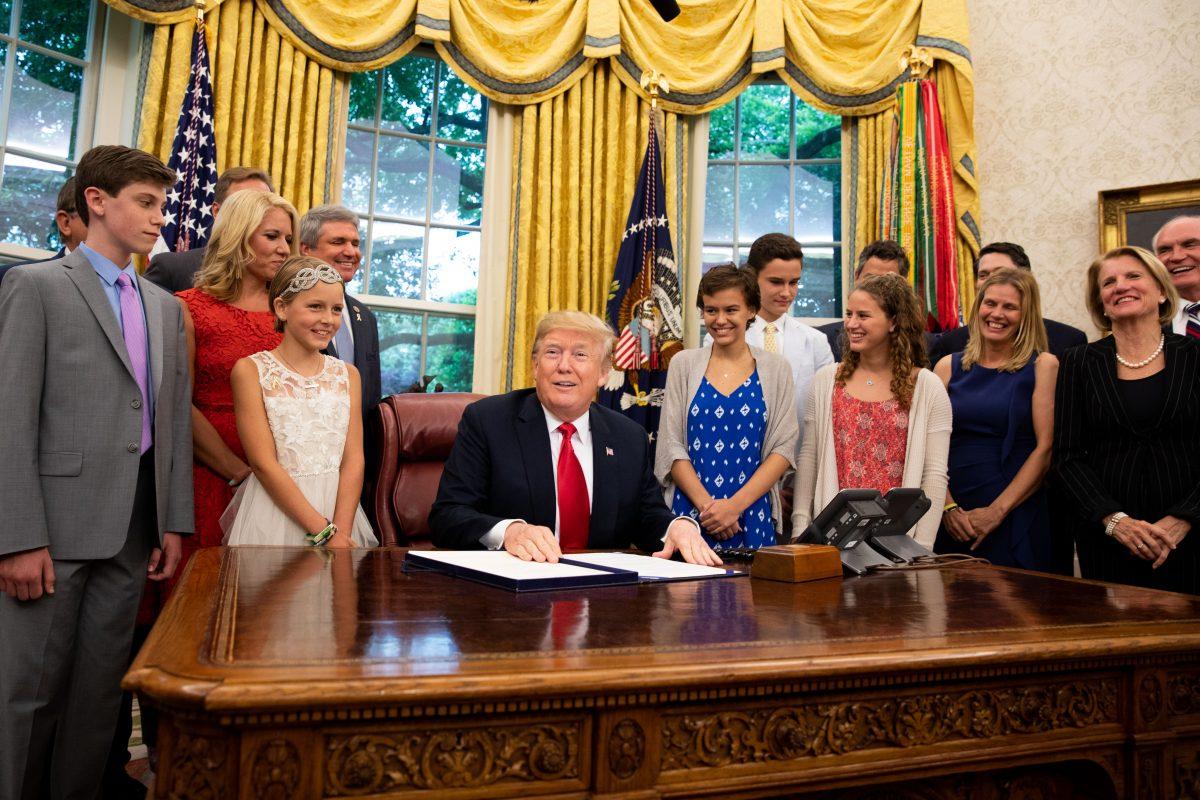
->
408 550 607 580
564 552 731 580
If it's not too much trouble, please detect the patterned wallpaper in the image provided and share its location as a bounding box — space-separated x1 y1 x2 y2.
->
968 0 1200 335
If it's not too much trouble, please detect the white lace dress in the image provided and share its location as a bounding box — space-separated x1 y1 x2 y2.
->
221 351 377 547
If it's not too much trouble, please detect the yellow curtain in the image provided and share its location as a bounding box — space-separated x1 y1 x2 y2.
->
844 110 891 271
500 63 687 391
136 1 346 213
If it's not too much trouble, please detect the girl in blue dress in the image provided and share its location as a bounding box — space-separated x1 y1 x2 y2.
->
654 264 799 550
933 267 1059 569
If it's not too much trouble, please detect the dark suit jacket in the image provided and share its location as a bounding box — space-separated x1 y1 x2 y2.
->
1053 334 1200 593
929 317 1088 364
144 246 206 293
331 293 382 416
0 247 66 285
429 389 676 552
818 320 938 362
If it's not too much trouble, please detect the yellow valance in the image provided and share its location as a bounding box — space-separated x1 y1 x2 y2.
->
102 0 971 116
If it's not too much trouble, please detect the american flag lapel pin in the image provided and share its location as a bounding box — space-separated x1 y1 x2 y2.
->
606 447 614 456
354 306 363 322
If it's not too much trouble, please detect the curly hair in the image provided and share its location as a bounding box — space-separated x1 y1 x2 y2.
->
835 273 928 409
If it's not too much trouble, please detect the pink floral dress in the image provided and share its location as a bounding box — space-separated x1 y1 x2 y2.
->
832 382 909 493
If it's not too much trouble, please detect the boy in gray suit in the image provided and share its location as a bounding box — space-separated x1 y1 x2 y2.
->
0 145 193 799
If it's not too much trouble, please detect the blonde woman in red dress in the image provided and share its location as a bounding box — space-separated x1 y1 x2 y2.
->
175 190 299 570
791 273 952 547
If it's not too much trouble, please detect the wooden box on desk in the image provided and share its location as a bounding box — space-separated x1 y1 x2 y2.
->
751 543 842 583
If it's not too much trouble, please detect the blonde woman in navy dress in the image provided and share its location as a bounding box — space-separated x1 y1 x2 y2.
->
655 264 799 549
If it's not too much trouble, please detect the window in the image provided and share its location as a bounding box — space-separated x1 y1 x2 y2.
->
0 0 97 251
343 52 486 394
703 84 842 318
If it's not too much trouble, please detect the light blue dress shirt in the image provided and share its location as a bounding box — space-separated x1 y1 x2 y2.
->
78 242 155 418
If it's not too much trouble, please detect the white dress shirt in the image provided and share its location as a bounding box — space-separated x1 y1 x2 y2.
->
1172 300 1200 335
709 313 834 445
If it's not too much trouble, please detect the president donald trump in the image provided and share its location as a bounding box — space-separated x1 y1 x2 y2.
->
430 310 721 565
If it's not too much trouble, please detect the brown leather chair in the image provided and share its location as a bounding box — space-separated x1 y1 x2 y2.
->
368 392 486 546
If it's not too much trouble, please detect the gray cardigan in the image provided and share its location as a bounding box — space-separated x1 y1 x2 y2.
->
653 345 799 532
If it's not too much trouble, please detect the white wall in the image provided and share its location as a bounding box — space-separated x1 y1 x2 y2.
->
968 0 1200 335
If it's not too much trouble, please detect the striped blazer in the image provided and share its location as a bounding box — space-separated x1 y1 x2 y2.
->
1053 334 1200 593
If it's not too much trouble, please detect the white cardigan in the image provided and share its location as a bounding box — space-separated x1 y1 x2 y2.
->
791 364 952 547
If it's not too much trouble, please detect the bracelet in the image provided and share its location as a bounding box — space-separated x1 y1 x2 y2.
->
227 474 244 487
1104 512 1128 537
943 502 960 513
306 519 338 547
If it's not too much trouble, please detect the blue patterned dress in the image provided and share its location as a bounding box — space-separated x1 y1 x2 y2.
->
671 371 775 549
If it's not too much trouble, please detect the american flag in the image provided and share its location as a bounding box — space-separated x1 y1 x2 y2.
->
152 18 217 256
598 116 684 455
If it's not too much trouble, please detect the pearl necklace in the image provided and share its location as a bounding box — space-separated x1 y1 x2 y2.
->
1115 335 1164 369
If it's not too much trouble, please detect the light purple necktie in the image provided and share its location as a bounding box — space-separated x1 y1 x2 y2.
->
116 272 152 454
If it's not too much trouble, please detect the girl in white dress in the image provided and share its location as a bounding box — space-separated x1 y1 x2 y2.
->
222 255 377 547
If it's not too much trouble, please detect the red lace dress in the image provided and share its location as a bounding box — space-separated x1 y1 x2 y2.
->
831 382 909 494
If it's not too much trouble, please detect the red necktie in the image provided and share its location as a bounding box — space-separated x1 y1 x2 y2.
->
556 422 590 550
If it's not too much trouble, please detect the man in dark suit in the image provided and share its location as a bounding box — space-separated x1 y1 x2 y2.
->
928 242 1088 363
430 310 721 565
0 177 87 285
1154 216 1200 338
297 204 382 415
819 240 938 361
142 166 273 292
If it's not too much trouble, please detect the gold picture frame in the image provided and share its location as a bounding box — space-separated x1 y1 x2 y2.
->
1099 179 1200 252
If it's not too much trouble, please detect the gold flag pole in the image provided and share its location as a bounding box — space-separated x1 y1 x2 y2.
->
639 70 669 134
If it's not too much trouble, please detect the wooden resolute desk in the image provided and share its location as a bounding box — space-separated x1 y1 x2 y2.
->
126 547 1200 799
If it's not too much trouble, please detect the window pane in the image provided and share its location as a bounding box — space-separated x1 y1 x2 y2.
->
426 227 479 304
703 164 733 241
424 314 475 391
348 71 377 127
9 49 83 159
702 246 733 268
793 163 840 243
795 103 840 160
437 65 487 144
0 156 68 249
707 100 735 160
342 129 375 212
430 144 483 226
0 1 10 33
19 0 90 59
794 246 841 318
737 164 789 242
375 133 429 220
738 85 790 160
375 308 423 396
367 220 423 299
381 56 434 135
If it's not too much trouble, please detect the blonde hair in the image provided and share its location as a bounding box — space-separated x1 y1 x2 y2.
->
1084 246 1177 333
532 310 616 363
835 273 927 410
193 189 299 301
268 254 344 333
961 267 1048 372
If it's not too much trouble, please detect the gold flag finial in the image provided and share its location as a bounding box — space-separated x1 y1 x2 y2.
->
639 70 670 110
195 0 206 19
900 45 934 80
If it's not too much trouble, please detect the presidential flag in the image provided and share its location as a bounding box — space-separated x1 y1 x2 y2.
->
600 116 684 453
151 17 217 257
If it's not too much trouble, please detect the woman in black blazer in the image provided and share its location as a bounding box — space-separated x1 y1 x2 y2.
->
1054 246 1200 594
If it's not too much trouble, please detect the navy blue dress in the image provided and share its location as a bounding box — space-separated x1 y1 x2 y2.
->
934 353 1051 570
671 371 775 549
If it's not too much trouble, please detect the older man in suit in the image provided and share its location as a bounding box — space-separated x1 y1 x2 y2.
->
430 310 720 565
298 205 382 415
1154 215 1200 339
142 165 273 292
0 146 193 799
0 177 87 285
928 242 1087 363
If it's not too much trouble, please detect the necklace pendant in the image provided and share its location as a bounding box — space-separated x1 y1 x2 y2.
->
866 378 874 386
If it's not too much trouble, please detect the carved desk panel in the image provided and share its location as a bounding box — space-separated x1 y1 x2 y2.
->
125 547 1200 799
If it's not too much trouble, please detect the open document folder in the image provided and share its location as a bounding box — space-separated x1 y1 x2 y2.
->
404 550 742 592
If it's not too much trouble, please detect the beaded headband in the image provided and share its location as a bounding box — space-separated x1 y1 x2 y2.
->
280 264 343 300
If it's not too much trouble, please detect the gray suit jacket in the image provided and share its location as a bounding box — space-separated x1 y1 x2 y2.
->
144 246 206 293
0 251 194 560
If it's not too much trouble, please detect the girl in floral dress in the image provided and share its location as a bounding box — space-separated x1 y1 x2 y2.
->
791 273 952 548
